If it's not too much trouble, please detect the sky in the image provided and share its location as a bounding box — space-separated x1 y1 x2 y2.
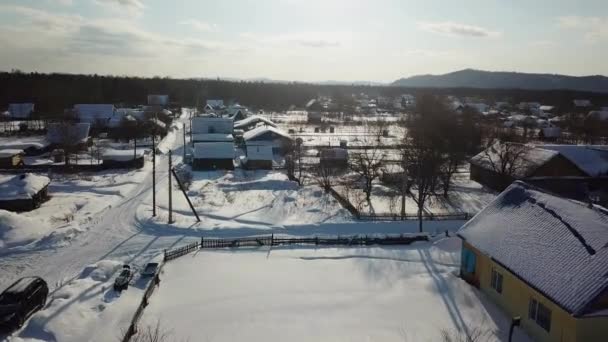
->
0 0 607 82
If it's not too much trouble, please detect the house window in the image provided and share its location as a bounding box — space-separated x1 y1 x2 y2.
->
490 268 503 293
460 247 476 275
529 298 552 332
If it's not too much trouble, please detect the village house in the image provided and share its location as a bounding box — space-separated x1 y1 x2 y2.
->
458 181 608 342
74 104 115 126
243 126 294 155
573 99 592 108
193 142 235 170
243 145 273 170
191 117 234 143
205 99 225 112
469 142 608 191
0 149 25 168
8 103 35 119
0 173 50 212
46 122 91 149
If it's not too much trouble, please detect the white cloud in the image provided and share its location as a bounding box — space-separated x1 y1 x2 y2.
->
179 19 218 33
95 0 144 9
557 16 608 43
418 21 500 38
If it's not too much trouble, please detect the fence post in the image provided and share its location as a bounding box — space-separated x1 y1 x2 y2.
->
200 236 204 248
271 233 274 246
163 249 167 262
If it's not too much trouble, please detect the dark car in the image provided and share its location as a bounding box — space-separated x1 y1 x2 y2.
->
141 263 159 278
0 277 48 331
114 265 133 292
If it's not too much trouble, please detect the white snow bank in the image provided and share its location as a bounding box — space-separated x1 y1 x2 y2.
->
0 173 50 200
0 209 50 248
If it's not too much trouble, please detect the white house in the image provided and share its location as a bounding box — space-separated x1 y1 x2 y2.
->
74 104 115 125
243 126 294 154
192 142 235 170
8 103 35 119
191 117 234 143
243 145 274 169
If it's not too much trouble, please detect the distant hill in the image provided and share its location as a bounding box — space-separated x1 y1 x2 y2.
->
392 69 608 93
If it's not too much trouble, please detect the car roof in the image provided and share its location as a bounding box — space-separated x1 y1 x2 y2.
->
3 277 42 294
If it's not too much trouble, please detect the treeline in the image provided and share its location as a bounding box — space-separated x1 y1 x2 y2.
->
2 71 608 114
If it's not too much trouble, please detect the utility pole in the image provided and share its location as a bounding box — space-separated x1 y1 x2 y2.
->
168 150 173 224
183 122 186 160
152 134 156 217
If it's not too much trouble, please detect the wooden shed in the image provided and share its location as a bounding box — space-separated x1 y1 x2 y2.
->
193 142 235 170
0 174 50 212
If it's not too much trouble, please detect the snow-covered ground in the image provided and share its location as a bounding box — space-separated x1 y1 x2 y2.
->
336 173 497 216
140 239 532 342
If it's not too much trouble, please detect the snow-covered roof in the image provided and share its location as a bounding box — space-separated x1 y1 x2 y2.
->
193 142 234 159
539 105 554 111
540 145 608 176
0 149 25 158
246 145 273 161
0 173 50 200
574 99 592 107
74 104 115 124
147 95 169 106
234 116 277 130
243 126 293 142
192 117 233 134
148 118 167 129
46 123 91 145
470 142 558 178
191 133 234 142
102 149 145 161
458 181 608 316
8 103 34 119
206 99 224 109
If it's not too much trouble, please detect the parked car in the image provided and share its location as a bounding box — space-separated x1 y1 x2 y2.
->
141 263 159 278
113 265 133 292
0 277 48 331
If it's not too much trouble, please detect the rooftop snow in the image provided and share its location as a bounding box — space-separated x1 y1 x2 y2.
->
46 122 91 145
102 149 144 161
538 145 608 177
192 117 234 135
246 145 273 160
0 173 50 200
234 115 277 130
191 133 234 142
74 104 115 124
8 103 34 119
470 142 558 178
194 142 235 159
0 149 24 158
243 125 293 141
458 181 608 315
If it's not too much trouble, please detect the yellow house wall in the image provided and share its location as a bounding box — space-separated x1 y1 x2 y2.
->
468 244 607 342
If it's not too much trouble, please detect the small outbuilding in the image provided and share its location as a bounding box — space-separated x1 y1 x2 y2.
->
0 174 50 211
102 149 145 169
243 145 273 170
0 149 25 168
193 142 235 170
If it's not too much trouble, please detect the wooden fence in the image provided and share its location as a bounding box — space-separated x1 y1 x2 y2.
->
357 212 472 221
163 234 429 261
120 262 165 342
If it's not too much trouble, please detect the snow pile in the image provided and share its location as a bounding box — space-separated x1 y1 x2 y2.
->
0 148 24 158
432 236 462 253
0 173 50 200
0 209 50 248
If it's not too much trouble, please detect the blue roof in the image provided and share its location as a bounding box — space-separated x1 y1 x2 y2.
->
458 181 608 316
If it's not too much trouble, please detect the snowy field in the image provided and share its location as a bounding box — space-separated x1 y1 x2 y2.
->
141 239 532 342
335 173 497 216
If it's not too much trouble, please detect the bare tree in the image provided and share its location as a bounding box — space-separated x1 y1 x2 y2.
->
314 164 336 192
125 320 174 342
349 124 386 201
49 112 84 166
440 326 495 342
479 139 528 180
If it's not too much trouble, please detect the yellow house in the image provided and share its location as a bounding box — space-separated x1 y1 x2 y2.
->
458 181 608 342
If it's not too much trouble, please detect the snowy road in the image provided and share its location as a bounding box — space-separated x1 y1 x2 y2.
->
0 110 198 293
